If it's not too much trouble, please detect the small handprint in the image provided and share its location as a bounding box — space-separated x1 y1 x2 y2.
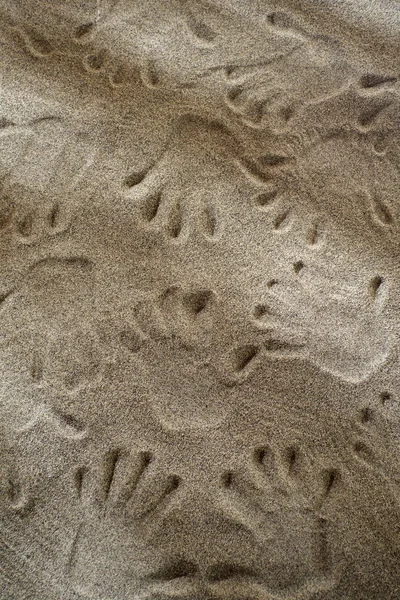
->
252 260 390 383
0 256 108 397
117 285 233 430
241 200 391 384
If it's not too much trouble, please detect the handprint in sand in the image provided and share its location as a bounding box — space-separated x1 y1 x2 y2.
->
251 248 390 384
68 447 181 599
213 440 342 599
123 114 270 245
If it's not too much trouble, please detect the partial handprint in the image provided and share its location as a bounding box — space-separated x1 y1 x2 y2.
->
223 29 354 133
0 438 35 518
0 119 95 250
348 389 400 494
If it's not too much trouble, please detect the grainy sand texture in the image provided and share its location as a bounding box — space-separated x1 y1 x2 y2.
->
0 1 399 599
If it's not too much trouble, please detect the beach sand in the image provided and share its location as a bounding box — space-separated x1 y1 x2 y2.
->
0 1 399 598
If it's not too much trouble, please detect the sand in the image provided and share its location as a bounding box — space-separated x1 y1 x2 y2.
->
0 1 399 598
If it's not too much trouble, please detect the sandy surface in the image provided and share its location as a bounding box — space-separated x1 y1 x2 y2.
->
0 1 399 599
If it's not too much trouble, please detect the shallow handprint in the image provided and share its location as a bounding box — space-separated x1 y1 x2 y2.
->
224 32 354 133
